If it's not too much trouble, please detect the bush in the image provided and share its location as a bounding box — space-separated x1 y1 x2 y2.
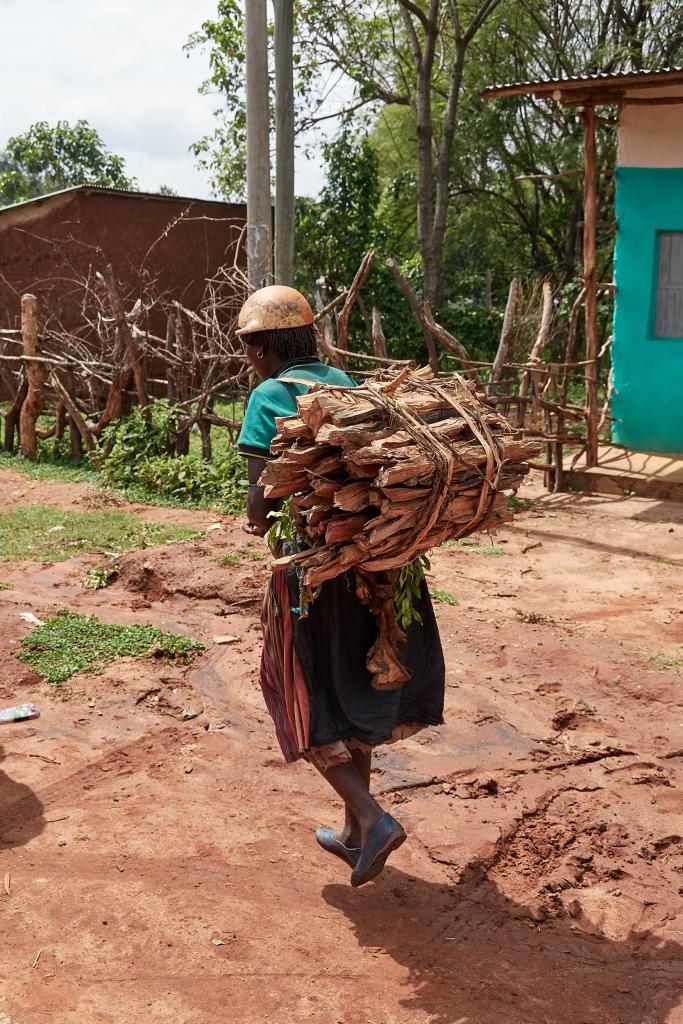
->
97 401 247 513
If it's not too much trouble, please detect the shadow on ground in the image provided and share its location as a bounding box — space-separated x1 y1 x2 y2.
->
0 744 45 849
323 865 683 1024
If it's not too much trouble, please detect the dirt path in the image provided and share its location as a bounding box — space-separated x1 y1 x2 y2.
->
0 468 682 1023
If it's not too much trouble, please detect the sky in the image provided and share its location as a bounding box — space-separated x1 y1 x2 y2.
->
0 0 328 199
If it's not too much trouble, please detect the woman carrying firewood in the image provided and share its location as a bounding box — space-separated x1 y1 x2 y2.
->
237 285 445 887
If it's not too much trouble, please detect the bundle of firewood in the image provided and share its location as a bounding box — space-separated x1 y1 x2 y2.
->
263 367 540 582
260 367 541 688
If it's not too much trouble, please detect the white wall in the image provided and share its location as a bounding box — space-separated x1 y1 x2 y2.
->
618 84 683 168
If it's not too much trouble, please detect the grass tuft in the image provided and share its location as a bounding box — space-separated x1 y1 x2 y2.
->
649 653 683 672
17 610 204 685
218 552 241 567
0 505 200 563
443 537 505 556
429 587 459 606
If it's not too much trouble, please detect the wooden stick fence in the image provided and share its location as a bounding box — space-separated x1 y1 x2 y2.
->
0 252 610 490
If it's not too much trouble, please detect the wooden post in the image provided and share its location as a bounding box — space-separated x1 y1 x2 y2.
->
518 280 553 428
3 378 28 453
274 0 295 285
371 307 388 359
582 103 599 468
488 278 519 399
245 0 272 289
19 294 46 457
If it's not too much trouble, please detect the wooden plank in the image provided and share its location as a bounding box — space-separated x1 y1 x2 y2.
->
583 103 600 468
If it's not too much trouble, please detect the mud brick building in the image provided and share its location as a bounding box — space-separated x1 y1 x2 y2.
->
0 185 247 331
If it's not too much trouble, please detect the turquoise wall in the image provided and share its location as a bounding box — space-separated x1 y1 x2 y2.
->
612 167 683 453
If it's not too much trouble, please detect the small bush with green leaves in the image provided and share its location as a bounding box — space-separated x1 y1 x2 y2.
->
17 610 204 685
82 565 121 589
0 505 199 563
0 581 13 591
98 401 247 512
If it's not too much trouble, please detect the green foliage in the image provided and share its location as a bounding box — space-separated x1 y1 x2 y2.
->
649 653 683 672
266 498 297 555
506 494 536 512
429 588 459 606
218 552 241 567
296 129 381 294
444 538 505 556
0 120 135 206
0 449 98 485
0 582 13 591
395 555 430 630
98 401 247 513
81 565 120 590
17 609 203 685
0 505 198 563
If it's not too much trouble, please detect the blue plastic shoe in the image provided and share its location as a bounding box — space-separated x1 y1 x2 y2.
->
316 827 361 868
350 813 407 887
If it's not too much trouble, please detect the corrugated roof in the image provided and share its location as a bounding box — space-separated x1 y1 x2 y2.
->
483 65 683 100
0 184 245 215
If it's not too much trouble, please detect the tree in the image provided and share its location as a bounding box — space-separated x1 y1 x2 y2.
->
0 120 136 207
186 1 502 305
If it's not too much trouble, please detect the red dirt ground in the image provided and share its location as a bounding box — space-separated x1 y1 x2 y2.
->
0 467 682 1024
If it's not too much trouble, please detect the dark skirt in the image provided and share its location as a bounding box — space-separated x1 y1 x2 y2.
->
259 567 445 767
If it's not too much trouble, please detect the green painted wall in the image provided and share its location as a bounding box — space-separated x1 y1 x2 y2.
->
612 167 683 453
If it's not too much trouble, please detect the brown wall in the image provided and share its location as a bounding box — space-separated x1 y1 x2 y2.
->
0 188 247 330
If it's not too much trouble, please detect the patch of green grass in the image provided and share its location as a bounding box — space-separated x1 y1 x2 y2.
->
218 552 242 567
443 538 505 556
649 654 683 672
81 564 121 590
247 549 266 561
0 505 200 563
17 609 204 685
506 494 536 512
429 588 459 606
0 450 98 485
0 581 13 590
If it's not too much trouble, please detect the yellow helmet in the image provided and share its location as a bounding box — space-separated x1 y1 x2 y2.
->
236 285 315 337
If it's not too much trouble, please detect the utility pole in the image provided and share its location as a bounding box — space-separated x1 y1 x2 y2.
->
245 0 272 290
274 0 295 285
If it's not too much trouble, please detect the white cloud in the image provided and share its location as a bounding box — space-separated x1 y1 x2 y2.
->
0 0 328 198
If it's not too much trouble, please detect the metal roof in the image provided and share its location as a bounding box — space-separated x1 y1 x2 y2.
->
0 184 244 216
482 65 683 101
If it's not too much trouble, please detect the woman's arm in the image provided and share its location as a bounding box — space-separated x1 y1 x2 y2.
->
243 455 280 536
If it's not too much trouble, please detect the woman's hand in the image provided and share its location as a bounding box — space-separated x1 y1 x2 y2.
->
241 519 267 537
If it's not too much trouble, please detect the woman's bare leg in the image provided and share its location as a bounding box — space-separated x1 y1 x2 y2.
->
339 749 371 845
316 756 382 847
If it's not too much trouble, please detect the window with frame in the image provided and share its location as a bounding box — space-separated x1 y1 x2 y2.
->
654 232 683 338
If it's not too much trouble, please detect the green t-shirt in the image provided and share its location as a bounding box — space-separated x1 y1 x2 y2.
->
237 357 356 457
